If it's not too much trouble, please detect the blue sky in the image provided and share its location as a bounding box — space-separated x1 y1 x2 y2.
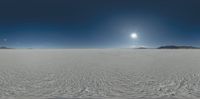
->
0 0 200 48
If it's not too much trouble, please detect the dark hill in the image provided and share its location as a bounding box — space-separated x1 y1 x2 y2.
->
0 46 13 49
158 45 199 49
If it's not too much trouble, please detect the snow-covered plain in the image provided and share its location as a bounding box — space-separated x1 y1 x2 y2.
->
0 49 200 99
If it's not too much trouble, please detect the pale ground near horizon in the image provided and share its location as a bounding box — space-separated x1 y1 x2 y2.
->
0 49 200 99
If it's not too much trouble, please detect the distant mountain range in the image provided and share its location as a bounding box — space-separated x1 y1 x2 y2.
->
0 46 13 49
132 45 200 49
158 45 200 49
0 46 199 49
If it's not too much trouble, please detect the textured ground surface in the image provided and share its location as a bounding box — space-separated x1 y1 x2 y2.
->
0 49 200 99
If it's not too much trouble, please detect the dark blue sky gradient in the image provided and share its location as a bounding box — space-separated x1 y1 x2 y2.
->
0 0 200 48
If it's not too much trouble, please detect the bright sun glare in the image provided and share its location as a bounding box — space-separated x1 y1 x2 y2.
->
131 33 138 39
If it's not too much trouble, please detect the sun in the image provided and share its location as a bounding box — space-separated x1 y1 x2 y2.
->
131 33 138 39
